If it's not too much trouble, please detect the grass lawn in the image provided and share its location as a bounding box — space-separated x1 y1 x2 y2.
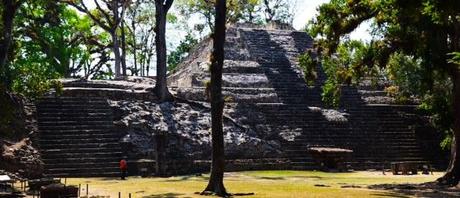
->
67 171 444 198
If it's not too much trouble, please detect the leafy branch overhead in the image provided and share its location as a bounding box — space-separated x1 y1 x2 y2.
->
309 0 460 185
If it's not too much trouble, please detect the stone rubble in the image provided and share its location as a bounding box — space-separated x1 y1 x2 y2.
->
109 100 282 160
0 138 44 179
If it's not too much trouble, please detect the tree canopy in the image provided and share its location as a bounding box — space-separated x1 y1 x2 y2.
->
308 0 460 185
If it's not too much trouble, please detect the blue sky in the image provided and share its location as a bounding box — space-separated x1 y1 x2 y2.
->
293 0 371 41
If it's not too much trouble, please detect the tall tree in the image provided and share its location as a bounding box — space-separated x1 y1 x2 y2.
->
262 0 295 24
64 0 129 78
201 0 228 196
153 0 174 101
178 0 260 31
309 0 460 185
177 0 294 34
12 1 112 95
0 0 24 87
125 0 156 76
121 18 127 76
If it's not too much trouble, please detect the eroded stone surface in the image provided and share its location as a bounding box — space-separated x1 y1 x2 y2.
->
109 100 282 160
0 138 44 179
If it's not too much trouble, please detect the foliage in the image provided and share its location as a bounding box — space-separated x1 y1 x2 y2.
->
298 50 317 86
261 0 296 24
176 0 295 33
64 0 131 78
8 1 113 97
125 0 156 76
309 1 460 181
321 56 341 108
312 40 372 107
167 32 199 71
309 0 459 121
6 2 64 97
51 80 64 97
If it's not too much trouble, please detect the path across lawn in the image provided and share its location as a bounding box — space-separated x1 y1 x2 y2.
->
67 171 451 198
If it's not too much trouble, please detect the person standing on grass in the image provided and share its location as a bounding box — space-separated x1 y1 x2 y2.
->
120 158 128 180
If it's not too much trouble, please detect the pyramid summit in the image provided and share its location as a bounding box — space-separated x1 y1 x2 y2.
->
167 23 445 170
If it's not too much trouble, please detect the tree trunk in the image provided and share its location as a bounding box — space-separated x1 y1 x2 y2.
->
0 1 18 86
131 19 138 76
153 0 173 101
111 31 122 78
121 19 127 76
202 0 228 196
263 0 274 23
438 69 460 186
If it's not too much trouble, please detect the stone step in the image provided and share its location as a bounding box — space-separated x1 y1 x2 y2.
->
44 171 119 178
38 120 112 125
285 150 423 157
44 162 119 169
37 112 112 117
284 140 419 146
59 87 157 100
37 108 112 113
40 133 120 140
36 102 111 107
39 137 120 144
45 167 120 175
39 96 108 101
39 142 120 149
42 151 122 158
42 147 122 154
39 125 113 130
37 101 109 107
43 157 120 164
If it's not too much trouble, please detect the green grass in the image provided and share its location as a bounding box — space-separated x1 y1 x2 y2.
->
67 171 443 198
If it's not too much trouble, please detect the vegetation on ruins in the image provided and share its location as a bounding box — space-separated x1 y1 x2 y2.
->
64 0 130 78
168 32 199 71
308 0 460 185
3 0 460 196
176 0 295 33
298 50 318 87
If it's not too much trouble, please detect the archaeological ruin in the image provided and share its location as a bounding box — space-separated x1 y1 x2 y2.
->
35 24 446 177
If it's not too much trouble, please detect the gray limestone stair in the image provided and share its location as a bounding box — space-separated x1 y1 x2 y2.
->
252 103 435 169
37 96 122 177
169 26 445 170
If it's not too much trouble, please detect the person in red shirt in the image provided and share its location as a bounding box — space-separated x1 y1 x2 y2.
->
120 158 128 180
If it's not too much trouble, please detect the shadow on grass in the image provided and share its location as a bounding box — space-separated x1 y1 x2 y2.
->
254 176 285 180
163 175 209 182
368 182 460 198
197 192 255 197
99 177 123 181
142 192 190 198
370 192 411 198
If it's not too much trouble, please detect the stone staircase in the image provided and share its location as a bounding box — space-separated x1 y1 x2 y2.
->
169 25 445 170
36 97 122 177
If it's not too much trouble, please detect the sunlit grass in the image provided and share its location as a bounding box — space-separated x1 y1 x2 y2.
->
67 171 443 198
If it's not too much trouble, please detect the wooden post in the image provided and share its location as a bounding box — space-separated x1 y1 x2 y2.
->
129 193 132 198
86 184 89 196
78 184 81 197
119 192 121 198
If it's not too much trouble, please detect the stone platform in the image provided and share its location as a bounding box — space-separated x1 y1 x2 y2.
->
35 24 447 177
